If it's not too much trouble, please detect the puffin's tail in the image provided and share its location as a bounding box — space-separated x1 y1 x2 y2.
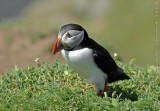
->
108 67 130 83
117 72 130 80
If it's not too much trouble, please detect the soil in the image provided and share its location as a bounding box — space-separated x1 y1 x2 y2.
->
0 26 65 74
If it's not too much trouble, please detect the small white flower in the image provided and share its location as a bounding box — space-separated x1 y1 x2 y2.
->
64 71 69 75
114 53 118 57
104 92 107 98
35 58 40 62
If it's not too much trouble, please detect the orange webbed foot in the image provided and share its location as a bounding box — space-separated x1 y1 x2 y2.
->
98 85 110 97
103 85 110 92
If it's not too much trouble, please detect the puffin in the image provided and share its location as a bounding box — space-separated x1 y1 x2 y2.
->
53 24 130 97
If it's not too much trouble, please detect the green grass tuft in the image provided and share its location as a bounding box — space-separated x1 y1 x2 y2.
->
28 32 47 44
4 36 14 45
0 60 159 110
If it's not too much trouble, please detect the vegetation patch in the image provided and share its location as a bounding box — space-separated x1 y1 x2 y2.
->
0 60 159 110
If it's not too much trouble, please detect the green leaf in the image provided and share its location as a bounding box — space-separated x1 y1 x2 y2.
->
112 98 119 107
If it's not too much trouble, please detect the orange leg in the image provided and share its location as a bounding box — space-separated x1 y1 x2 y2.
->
103 85 110 92
99 85 110 97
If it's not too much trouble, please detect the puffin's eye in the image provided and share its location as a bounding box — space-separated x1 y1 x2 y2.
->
68 33 72 38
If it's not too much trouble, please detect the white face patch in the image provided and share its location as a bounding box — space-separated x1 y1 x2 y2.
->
61 30 84 49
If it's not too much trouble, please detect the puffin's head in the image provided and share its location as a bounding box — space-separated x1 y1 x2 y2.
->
53 24 88 54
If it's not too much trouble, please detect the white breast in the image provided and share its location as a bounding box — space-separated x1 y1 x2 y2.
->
61 48 107 84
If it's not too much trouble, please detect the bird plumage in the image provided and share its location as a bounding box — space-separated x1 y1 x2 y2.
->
53 24 130 97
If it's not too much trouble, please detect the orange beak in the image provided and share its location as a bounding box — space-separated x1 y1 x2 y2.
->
53 38 65 54
53 38 60 54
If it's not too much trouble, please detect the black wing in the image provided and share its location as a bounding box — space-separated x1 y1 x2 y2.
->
87 38 117 73
87 38 130 83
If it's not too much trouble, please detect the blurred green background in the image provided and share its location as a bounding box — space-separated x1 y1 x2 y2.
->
0 0 159 73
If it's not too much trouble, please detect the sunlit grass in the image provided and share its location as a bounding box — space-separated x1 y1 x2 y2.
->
0 60 159 110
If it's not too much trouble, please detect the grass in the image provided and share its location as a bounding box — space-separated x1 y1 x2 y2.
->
0 60 159 110
20 44 27 51
4 36 14 45
28 32 47 44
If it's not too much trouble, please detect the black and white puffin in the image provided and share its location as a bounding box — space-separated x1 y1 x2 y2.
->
53 24 130 97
